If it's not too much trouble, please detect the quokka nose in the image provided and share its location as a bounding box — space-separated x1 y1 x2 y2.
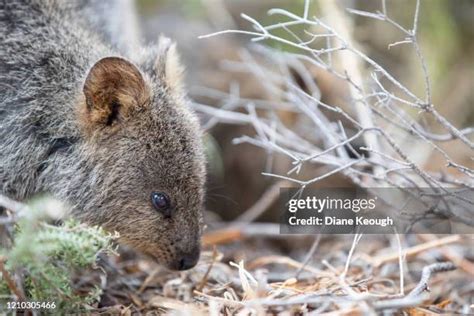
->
173 247 200 271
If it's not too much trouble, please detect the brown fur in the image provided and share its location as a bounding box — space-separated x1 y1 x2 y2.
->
80 57 152 131
1 1 206 270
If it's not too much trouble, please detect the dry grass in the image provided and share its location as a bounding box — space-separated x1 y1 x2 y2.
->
89 229 472 315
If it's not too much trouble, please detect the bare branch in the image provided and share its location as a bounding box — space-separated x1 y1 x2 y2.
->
407 262 456 297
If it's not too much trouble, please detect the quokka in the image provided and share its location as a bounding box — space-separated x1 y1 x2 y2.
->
0 0 206 270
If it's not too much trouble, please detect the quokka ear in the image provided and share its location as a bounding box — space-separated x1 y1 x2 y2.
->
82 57 150 128
154 35 185 94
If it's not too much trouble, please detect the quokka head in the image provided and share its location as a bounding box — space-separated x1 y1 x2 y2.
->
68 37 205 270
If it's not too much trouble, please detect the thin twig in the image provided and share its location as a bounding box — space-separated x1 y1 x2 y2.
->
407 262 456 297
0 259 25 301
295 234 321 279
235 180 289 223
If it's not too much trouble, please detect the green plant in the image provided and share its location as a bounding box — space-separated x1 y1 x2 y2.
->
0 197 117 313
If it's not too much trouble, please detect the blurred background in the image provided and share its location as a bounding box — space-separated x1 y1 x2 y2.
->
134 0 474 222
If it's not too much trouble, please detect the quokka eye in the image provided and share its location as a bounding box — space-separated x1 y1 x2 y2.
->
151 192 172 217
